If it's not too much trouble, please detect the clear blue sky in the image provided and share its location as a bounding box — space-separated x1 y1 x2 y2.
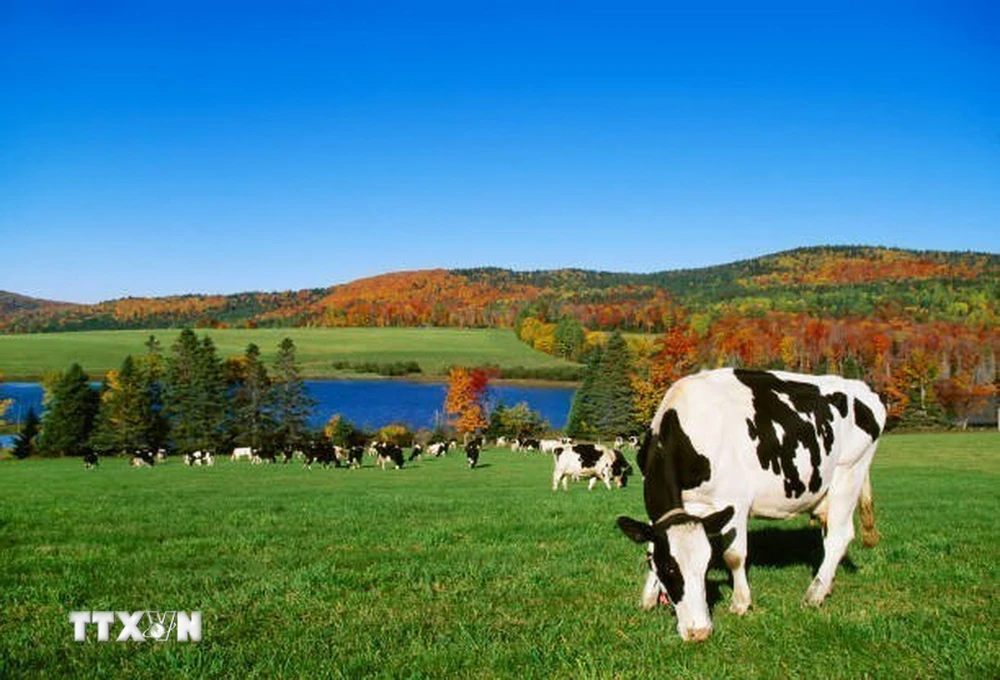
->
2 1 997 303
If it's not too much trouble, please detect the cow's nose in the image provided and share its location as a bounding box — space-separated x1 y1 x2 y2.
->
684 627 712 643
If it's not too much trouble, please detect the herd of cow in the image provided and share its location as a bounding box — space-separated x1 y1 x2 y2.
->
83 368 889 643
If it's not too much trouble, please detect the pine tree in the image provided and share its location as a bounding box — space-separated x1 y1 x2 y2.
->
230 343 274 450
12 408 40 459
38 363 99 457
566 346 602 438
271 338 314 453
90 355 154 455
596 330 638 435
137 335 169 451
164 330 227 454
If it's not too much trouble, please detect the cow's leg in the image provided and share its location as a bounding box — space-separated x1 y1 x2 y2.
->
804 461 869 606
552 470 562 491
724 518 751 615
588 477 598 491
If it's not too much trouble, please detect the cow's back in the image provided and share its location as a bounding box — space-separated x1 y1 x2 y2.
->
648 368 884 518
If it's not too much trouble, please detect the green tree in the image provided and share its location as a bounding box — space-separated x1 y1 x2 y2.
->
554 317 586 361
90 355 154 455
12 408 40 459
136 335 169 451
164 329 227 454
566 331 638 438
38 363 99 457
271 338 315 453
566 346 603 438
230 343 274 450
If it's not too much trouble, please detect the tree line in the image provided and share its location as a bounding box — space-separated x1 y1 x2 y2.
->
10 330 314 459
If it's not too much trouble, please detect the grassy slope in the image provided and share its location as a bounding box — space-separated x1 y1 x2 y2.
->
1 433 996 678
0 328 576 381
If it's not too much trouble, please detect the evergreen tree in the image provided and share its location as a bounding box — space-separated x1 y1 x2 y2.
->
164 330 227 454
90 355 154 455
38 363 99 457
12 408 40 459
566 346 603 438
554 317 586 361
137 335 169 451
271 337 314 452
595 330 638 435
230 343 274 450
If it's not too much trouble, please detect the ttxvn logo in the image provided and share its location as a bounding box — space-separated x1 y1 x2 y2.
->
69 611 202 642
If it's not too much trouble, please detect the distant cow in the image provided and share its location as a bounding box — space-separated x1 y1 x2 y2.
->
185 450 215 466
130 450 156 467
83 451 99 470
466 439 482 469
616 368 885 642
344 445 364 469
408 444 424 462
428 441 451 457
373 441 404 470
231 446 253 462
514 438 540 452
552 443 631 491
304 437 338 469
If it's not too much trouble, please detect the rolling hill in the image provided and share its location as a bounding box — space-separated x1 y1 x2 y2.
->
2 246 997 334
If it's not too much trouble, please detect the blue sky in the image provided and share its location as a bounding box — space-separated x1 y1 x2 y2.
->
2 2 997 303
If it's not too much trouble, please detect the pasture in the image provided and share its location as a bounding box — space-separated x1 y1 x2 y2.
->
0 327 577 381
1 433 997 678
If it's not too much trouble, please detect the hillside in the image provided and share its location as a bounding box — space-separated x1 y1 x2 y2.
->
1 246 997 333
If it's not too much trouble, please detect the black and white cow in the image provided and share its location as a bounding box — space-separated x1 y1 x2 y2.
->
304 437 338 469
83 451 99 470
428 441 451 457
344 445 364 469
552 444 632 490
408 444 424 462
372 441 404 470
514 437 540 452
465 437 483 468
617 368 885 642
184 450 215 466
130 450 156 467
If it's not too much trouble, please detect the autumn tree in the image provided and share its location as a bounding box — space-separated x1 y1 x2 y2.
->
444 367 492 434
38 363 99 457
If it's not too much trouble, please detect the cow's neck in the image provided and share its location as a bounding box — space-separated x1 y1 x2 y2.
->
643 409 712 521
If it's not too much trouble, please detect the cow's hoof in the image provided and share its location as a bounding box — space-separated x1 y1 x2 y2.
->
802 578 828 607
729 599 751 615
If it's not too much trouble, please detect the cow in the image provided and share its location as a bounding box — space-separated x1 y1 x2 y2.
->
303 436 338 469
514 437 540 452
616 368 885 642
231 446 253 462
251 449 277 465
466 437 483 468
372 441 405 470
539 439 564 454
83 451 99 470
408 444 424 462
495 436 508 448
185 450 215 466
130 450 156 467
428 441 451 457
344 445 364 469
552 443 631 491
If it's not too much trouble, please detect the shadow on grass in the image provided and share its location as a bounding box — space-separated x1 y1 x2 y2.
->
704 525 859 608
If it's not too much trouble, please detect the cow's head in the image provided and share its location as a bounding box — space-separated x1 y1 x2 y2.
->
617 506 734 642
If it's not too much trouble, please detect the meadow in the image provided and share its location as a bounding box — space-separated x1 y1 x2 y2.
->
1 433 997 678
0 328 578 381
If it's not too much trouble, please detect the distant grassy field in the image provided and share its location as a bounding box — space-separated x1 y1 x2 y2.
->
1 433 996 678
0 328 577 381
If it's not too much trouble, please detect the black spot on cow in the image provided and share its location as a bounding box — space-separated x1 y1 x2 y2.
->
611 451 633 487
853 398 881 441
654 544 685 605
734 369 848 499
571 443 603 469
642 409 712 521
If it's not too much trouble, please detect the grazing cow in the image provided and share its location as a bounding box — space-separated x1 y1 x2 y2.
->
515 438 540 452
231 446 253 462
83 451 99 470
428 441 451 457
495 436 508 448
408 444 424 462
466 439 482 469
304 437 338 469
539 439 564 454
345 445 364 469
130 450 156 467
372 441 405 470
251 449 277 465
552 444 631 491
616 368 885 642
185 450 215 466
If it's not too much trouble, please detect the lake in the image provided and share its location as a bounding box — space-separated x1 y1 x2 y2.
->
0 380 576 444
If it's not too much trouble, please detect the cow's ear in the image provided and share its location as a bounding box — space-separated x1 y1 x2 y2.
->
617 516 655 543
701 506 735 536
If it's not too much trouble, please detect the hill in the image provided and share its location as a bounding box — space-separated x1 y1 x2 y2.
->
2 246 997 333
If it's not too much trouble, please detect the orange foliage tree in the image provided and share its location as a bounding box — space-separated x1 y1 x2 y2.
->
444 367 494 434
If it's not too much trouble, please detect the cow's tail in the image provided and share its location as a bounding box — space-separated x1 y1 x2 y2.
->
858 470 880 548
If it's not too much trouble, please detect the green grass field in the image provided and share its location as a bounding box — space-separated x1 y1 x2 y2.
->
1 433 997 678
0 328 577 381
